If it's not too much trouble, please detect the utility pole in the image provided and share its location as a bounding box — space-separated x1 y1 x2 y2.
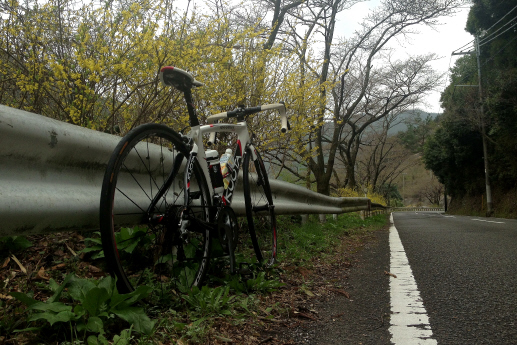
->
475 35 494 217
402 173 407 206
451 35 494 217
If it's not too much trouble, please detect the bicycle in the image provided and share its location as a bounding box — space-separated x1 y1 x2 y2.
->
99 66 289 296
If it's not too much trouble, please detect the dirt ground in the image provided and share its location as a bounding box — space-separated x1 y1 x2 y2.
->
218 227 392 345
1 223 391 344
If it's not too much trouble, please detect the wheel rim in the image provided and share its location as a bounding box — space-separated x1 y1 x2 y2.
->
243 149 276 267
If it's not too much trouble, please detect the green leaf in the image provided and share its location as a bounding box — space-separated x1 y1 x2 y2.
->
97 275 116 296
47 274 74 303
83 287 110 317
84 237 102 245
28 310 75 325
87 335 99 345
68 277 96 302
48 279 60 293
112 327 133 345
0 236 32 252
113 307 155 335
10 292 38 307
87 334 109 345
80 246 103 253
111 285 151 310
12 236 33 251
86 316 104 334
29 301 72 313
12 327 43 333
74 304 86 317
92 251 105 260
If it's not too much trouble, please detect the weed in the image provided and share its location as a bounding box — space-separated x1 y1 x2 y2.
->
10 274 155 343
81 227 151 260
0 236 32 258
228 271 285 294
183 285 235 317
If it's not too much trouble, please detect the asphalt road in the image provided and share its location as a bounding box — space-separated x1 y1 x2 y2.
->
392 212 517 345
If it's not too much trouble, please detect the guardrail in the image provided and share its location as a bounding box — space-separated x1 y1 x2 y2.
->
0 105 371 237
391 207 445 212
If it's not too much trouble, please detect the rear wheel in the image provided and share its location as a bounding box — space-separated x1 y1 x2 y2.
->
99 123 210 298
242 147 277 266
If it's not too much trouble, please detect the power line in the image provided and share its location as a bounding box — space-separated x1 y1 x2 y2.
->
479 13 517 43
479 20 517 47
452 39 475 54
480 3 517 37
480 34 517 68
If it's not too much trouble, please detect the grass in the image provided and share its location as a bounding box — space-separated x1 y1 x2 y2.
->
278 213 387 266
447 188 517 219
0 212 389 344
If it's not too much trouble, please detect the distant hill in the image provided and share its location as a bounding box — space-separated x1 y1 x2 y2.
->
387 109 441 135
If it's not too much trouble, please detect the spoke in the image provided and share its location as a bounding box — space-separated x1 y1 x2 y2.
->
115 187 146 213
133 145 162 194
122 163 152 202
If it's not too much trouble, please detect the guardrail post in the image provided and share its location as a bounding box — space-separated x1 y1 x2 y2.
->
319 214 326 223
301 215 308 225
333 214 338 220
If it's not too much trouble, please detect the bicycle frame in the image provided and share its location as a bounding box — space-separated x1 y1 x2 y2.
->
184 120 252 210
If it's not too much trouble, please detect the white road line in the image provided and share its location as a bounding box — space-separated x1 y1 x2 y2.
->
389 214 437 344
471 219 505 224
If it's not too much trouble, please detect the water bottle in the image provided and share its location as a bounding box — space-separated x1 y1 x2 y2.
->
220 148 235 190
205 149 224 194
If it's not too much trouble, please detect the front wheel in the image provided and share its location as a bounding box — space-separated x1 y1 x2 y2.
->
99 123 211 298
242 147 277 266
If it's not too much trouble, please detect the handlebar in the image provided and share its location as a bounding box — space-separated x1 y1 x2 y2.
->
207 103 289 145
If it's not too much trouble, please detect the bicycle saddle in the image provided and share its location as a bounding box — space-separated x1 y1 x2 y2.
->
159 66 204 91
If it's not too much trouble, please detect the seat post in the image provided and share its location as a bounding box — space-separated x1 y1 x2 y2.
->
183 89 200 127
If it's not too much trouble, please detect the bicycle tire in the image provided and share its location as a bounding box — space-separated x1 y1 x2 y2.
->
242 147 277 266
99 123 211 297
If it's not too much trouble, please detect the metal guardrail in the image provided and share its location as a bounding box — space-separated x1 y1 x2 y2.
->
0 105 370 237
391 207 445 212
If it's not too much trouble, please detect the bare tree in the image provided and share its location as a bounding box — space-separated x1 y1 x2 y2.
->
268 0 462 195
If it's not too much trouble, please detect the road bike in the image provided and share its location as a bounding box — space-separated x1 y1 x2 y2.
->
99 66 288 296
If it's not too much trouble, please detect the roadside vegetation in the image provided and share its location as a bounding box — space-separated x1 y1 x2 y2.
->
422 0 517 217
0 213 388 344
0 0 462 199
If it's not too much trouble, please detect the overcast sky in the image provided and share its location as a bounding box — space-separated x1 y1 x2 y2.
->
336 1 474 114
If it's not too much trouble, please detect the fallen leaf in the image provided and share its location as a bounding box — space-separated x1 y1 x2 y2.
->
258 336 274 344
214 335 233 342
50 263 67 270
66 244 77 257
384 271 397 278
294 311 317 321
0 293 13 300
303 289 315 297
34 267 50 281
88 265 102 273
11 255 26 274
327 287 350 298
2 257 10 268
